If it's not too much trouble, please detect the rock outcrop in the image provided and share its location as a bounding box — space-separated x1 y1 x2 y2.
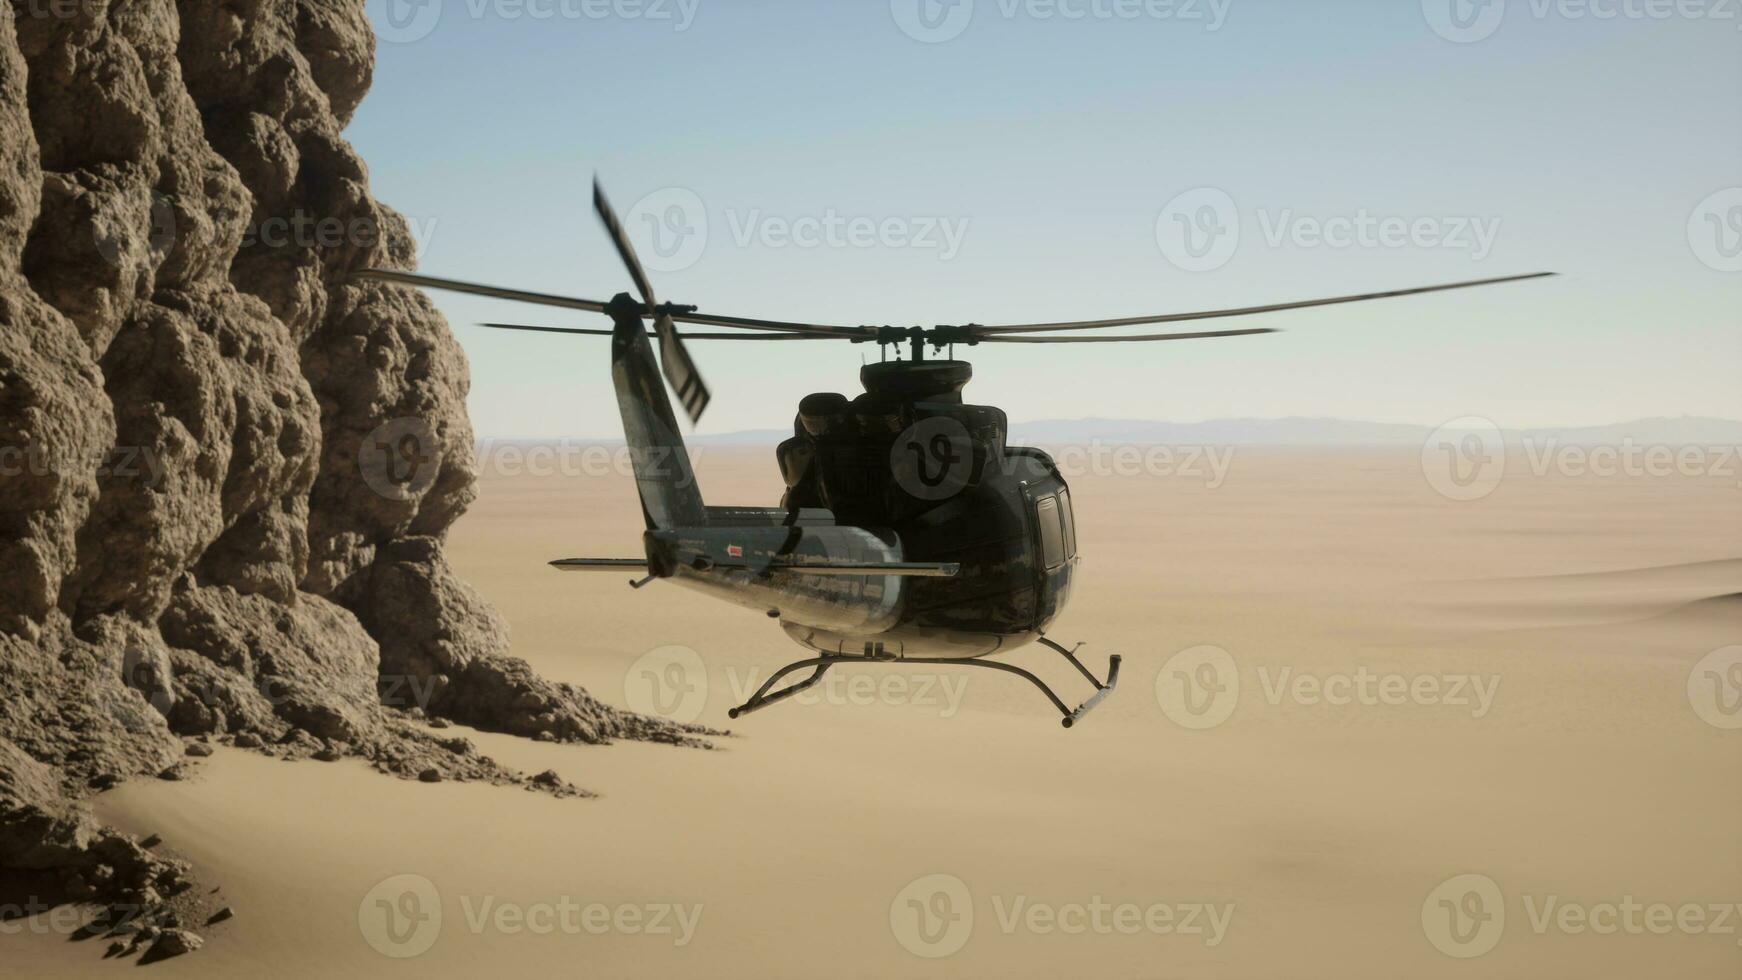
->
0 0 703 954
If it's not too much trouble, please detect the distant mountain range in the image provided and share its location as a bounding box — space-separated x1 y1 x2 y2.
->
484 416 1742 448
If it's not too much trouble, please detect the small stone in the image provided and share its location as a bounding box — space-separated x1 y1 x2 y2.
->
428 718 451 729
532 730 557 743
531 769 563 787
417 769 442 783
130 885 163 908
185 742 214 758
140 834 162 848
207 907 235 925
157 764 188 781
149 929 204 958
89 773 122 791
313 748 342 762
232 733 263 749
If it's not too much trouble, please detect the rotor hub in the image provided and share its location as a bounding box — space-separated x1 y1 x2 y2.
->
859 359 974 402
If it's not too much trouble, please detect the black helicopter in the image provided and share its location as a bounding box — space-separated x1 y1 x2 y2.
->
359 182 1552 728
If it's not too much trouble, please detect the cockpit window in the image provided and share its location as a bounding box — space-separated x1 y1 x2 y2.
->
1056 488 1077 559
1036 495 1065 570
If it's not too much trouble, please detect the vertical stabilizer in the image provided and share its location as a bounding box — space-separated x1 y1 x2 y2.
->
609 295 707 529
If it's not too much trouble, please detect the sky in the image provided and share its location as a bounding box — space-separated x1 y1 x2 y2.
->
349 0 1741 439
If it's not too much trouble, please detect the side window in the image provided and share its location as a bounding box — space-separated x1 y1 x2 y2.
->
1035 495 1065 570
1056 488 1077 559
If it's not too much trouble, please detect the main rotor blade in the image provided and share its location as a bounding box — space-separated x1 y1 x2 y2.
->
480 322 841 340
355 269 610 313
357 267 877 338
673 310 875 339
980 327 1280 344
972 272 1557 334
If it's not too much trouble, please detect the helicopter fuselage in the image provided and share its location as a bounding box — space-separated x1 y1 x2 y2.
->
636 359 1079 661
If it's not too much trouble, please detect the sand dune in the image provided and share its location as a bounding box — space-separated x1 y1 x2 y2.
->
8 448 1739 978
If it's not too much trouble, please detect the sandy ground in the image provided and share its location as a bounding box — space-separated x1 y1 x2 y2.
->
7 445 1740 978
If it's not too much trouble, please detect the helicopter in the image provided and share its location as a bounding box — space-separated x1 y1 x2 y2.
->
358 181 1553 728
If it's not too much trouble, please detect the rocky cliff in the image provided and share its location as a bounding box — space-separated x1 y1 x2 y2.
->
0 0 696 958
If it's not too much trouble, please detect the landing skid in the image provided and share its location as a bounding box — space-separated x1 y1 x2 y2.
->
727 638 1122 729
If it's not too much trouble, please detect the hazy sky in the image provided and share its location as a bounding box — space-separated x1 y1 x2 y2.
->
351 0 1740 438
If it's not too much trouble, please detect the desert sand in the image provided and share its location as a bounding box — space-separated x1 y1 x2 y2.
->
7 444 1739 978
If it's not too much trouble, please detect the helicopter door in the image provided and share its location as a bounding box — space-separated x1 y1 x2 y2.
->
1023 487 1072 628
